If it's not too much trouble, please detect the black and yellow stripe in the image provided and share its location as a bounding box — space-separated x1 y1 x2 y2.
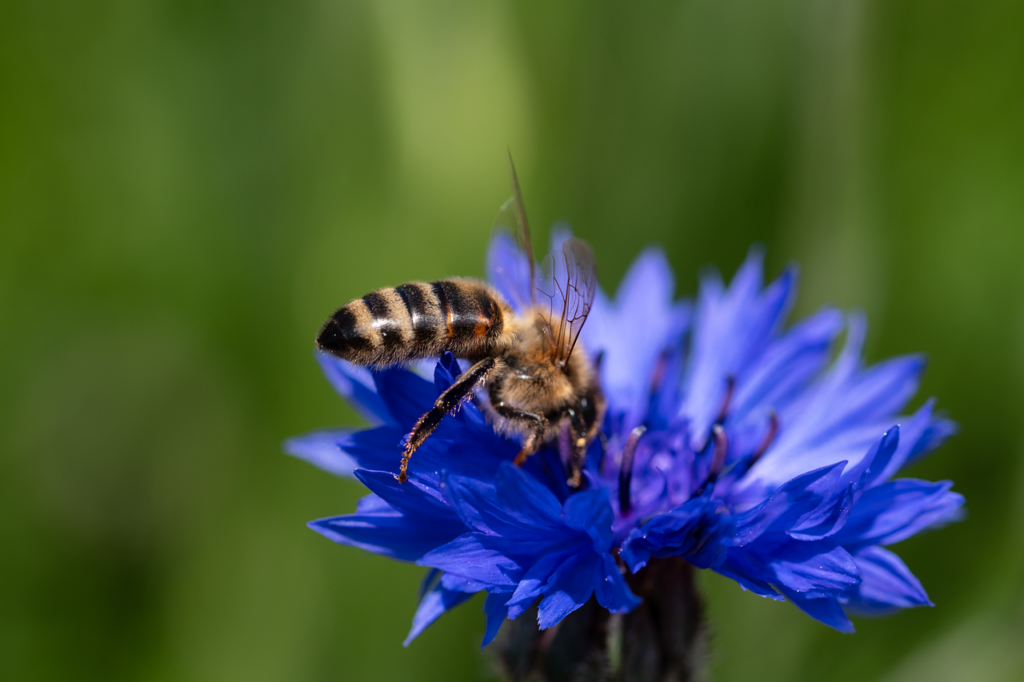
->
316 278 511 366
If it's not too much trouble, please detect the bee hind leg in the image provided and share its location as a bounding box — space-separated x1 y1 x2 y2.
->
567 408 590 488
396 357 496 482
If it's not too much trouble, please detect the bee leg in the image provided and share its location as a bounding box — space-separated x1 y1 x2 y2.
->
512 429 545 467
488 384 547 467
396 357 496 483
567 408 589 488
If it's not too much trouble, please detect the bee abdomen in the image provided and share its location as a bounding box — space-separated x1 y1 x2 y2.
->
317 279 510 366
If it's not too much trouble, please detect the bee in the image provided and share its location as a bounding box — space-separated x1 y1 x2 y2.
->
315 158 604 487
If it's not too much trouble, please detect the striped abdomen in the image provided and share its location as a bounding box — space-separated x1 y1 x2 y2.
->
316 279 514 366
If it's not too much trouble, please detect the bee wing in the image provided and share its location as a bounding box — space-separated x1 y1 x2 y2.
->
547 237 598 363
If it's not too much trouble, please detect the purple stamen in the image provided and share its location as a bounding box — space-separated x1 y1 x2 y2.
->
707 425 728 483
618 426 647 515
715 375 735 424
750 411 778 465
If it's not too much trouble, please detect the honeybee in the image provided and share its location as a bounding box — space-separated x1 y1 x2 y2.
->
316 158 604 487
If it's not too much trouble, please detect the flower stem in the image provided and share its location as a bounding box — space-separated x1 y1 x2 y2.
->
491 558 706 681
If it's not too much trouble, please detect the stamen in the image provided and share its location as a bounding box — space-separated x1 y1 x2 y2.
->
649 350 670 396
618 426 647 515
707 424 728 483
597 432 609 475
750 411 778 465
693 425 729 497
715 375 735 424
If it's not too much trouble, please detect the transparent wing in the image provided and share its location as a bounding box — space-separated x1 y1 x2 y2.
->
544 237 598 364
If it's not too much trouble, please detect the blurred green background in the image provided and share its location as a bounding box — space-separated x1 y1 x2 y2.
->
2 1 1023 680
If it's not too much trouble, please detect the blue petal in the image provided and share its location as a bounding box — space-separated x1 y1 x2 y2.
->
874 400 939 480
440 571 490 593
315 351 393 425
486 230 533 314
355 493 392 513
841 546 932 614
283 429 359 479
761 541 861 595
773 427 903 541
562 488 615 552
731 462 846 546
505 549 580 619
909 416 958 464
582 247 690 430
433 351 462 391
418 567 442 598
355 469 453 516
743 314 927 492
714 550 784 599
407 429 514 486
339 422 510 489
309 509 465 563
835 353 927 432
729 308 843 423
440 475 504 534
482 592 512 647
333 426 407 473
419 534 532 588
809 351 928 449
495 463 566 529
780 589 855 633
372 367 438 429
536 553 600 629
620 494 730 571
442 465 565 538
786 484 853 541
900 399 959 470
833 479 964 551
682 249 797 451
839 426 901 492
404 577 475 646
594 554 642 614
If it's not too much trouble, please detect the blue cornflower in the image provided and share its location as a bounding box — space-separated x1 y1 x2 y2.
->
286 231 963 644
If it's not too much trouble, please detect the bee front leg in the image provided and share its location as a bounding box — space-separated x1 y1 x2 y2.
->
397 357 496 483
488 387 547 467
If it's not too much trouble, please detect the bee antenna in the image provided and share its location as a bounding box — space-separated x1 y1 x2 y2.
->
506 148 536 306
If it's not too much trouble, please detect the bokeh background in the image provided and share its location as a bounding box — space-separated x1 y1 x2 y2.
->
2 1 1023 680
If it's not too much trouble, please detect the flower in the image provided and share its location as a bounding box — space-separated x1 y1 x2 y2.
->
285 231 963 644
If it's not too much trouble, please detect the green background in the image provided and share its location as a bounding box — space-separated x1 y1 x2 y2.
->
2 1 1023 680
